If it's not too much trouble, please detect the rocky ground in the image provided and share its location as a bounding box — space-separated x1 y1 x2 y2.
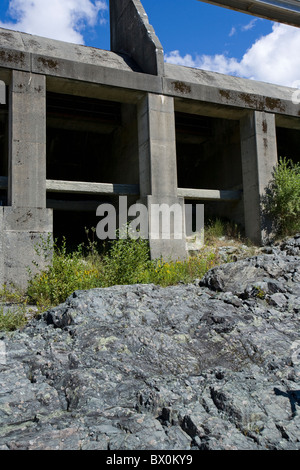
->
0 235 300 450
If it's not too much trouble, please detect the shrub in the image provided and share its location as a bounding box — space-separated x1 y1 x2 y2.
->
148 250 219 287
265 157 300 237
27 237 100 307
24 226 223 309
99 230 152 286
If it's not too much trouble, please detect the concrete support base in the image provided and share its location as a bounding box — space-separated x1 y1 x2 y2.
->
0 207 53 291
146 195 187 261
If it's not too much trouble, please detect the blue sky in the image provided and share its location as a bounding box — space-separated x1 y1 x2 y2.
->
143 0 273 61
0 0 299 87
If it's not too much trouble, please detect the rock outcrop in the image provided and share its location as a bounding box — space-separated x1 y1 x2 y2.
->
0 236 300 450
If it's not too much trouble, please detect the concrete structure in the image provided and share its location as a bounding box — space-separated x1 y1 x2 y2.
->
0 0 300 289
198 0 300 27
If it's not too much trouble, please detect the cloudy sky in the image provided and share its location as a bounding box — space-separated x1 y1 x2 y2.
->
0 0 299 87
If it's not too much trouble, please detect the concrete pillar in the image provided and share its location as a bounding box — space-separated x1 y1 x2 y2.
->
8 70 46 208
137 93 187 260
240 111 278 245
0 70 53 291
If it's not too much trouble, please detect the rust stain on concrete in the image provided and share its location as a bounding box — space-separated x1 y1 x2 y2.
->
37 57 59 70
172 81 191 94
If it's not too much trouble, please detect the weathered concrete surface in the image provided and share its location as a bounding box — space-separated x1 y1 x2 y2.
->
0 207 53 290
110 0 164 76
0 26 299 117
0 27 140 72
137 94 178 198
165 64 300 118
137 93 187 260
240 111 278 245
0 235 300 450
198 0 300 28
8 70 46 208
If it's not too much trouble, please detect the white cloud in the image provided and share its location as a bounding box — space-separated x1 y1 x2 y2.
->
0 0 108 44
241 18 258 31
229 26 236 37
165 23 300 87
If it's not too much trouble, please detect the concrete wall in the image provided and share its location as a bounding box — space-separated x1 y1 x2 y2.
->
110 0 164 76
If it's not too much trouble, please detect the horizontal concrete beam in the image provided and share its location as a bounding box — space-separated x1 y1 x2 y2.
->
163 76 300 118
2 177 243 202
46 179 140 196
0 29 299 117
178 188 242 201
0 25 299 118
198 0 300 28
0 47 162 102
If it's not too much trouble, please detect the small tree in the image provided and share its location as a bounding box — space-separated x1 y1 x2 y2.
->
264 157 300 237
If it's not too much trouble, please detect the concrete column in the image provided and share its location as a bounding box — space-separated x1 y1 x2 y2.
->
137 93 187 260
240 111 278 245
137 93 178 197
8 70 46 208
0 70 53 291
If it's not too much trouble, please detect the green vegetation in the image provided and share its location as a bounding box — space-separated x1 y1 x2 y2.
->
1 221 236 327
25 227 221 310
265 157 300 237
0 305 28 332
204 218 244 244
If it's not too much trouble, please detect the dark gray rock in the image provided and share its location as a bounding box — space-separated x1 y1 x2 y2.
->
0 236 300 450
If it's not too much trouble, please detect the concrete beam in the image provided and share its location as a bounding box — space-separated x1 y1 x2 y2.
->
45 180 242 203
46 180 140 196
0 27 299 118
197 0 300 28
178 188 242 201
163 72 300 119
110 0 164 76
240 111 278 245
33 55 163 96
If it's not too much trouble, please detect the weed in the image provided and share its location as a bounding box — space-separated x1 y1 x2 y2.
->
0 305 27 331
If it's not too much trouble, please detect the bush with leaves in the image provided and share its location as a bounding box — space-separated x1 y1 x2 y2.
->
99 230 152 287
27 237 100 308
264 157 300 237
